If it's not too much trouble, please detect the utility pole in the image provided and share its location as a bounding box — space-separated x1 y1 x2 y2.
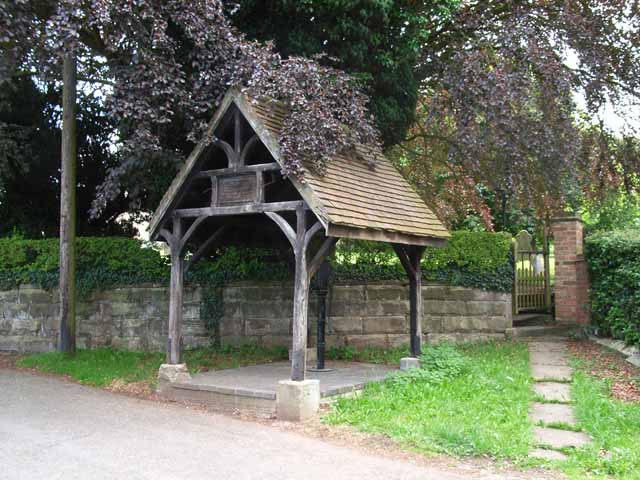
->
59 50 77 354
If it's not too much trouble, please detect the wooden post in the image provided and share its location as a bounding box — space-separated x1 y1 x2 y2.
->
266 209 338 381
168 217 184 364
511 239 518 316
393 244 426 357
543 225 552 313
59 50 77 355
290 207 308 380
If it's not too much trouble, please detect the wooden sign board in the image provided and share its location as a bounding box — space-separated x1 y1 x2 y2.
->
218 174 257 206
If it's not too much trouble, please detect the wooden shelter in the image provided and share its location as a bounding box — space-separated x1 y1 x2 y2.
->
149 88 450 381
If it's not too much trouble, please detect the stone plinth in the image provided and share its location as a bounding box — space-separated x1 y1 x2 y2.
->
400 357 420 371
157 363 192 394
276 379 320 422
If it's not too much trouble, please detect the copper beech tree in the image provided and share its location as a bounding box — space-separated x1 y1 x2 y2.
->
0 0 380 352
395 0 640 229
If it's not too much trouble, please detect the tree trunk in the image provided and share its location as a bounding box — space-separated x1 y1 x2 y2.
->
59 51 78 354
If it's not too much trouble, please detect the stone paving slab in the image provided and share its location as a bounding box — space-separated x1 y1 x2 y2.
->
534 382 572 402
533 427 591 449
529 342 568 353
531 364 572 381
531 402 576 425
529 350 569 367
529 448 568 461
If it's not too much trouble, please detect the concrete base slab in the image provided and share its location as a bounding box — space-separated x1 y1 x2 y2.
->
158 361 395 416
534 382 572 403
534 427 590 449
529 448 568 461
531 402 576 425
400 357 420 371
277 379 320 422
532 364 572 381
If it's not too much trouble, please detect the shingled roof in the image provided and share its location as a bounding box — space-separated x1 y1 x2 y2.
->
149 88 449 246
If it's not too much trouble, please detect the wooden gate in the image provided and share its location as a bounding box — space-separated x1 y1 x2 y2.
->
513 230 551 313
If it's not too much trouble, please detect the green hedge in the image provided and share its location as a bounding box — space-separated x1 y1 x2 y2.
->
334 231 513 292
585 229 640 346
0 230 513 294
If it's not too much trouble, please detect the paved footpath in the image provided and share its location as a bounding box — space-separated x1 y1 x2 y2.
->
528 338 591 460
0 369 548 480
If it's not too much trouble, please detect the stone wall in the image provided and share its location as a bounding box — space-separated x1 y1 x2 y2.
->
0 281 512 353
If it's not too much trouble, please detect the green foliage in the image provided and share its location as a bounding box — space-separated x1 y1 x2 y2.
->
0 231 513 294
582 191 640 234
0 76 132 237
326 341 532 458
335 231 514 292
397 343 468 384
230 0 459 147
585 229 640 346
0 236 170 294
18 344 289 388
325 345 409 365
17 348 163 387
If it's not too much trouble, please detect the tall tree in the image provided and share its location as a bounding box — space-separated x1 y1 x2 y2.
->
393 0 640 229
0 0 381 217
0 75 133 238
229 0 458 147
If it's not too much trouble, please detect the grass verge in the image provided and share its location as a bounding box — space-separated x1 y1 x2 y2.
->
557 353 640 479
17 344 288 391
325 341 533 459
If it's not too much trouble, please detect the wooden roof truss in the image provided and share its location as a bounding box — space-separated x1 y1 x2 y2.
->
151 90 449 380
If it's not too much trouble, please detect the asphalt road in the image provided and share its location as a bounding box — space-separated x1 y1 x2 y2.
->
0 370 533 480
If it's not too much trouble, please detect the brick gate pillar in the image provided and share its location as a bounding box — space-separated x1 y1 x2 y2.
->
551 214 590 325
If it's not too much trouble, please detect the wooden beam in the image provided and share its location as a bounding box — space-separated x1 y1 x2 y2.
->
214 138 236 168
308 237 338 279
148 89 238 239
195 162 280 179
175 200 306 218
239 135 260 165
265 211 296 248
184 225 228 274
179 216 208 252
393 244 426 357
326 223 447 247
255 171 264 203
266 208 338 382
168 216 184 364
290 207 308 381
234 108 242 165
303 221 324 247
